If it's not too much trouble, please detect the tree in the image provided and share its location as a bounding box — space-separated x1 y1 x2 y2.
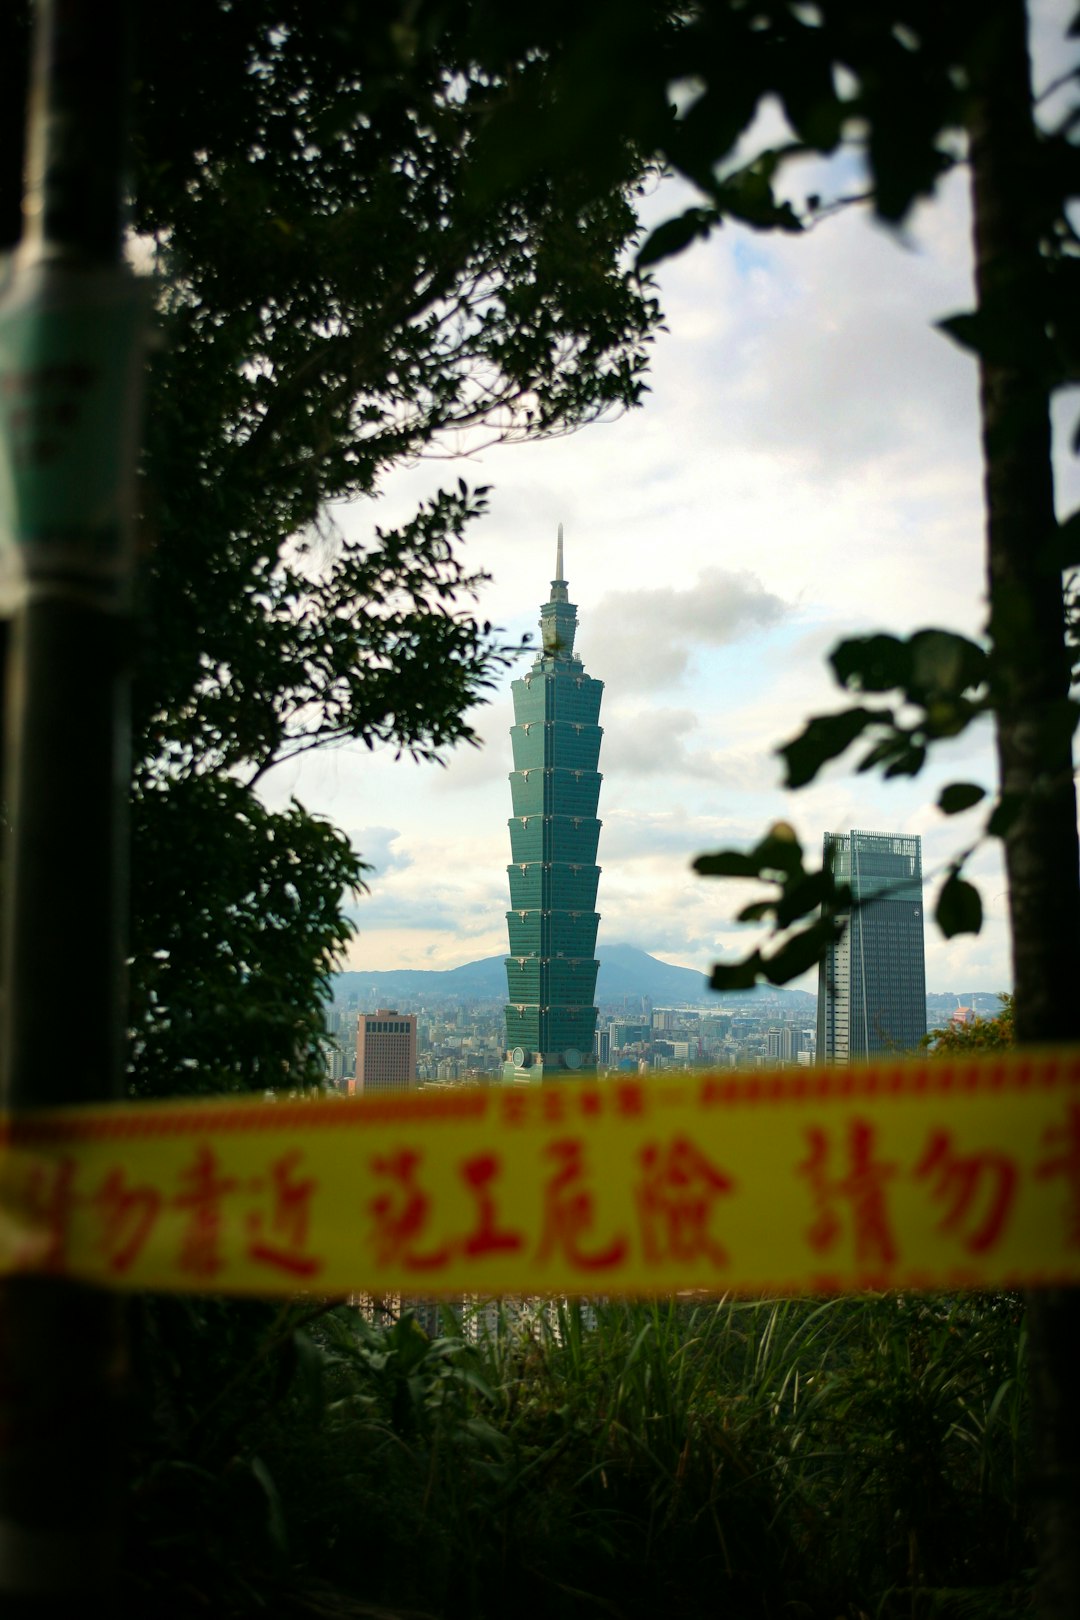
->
1 0 663 1095
923 993 1015 1053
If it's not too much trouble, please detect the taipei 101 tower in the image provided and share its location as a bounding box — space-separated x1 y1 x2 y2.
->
503 529 603 1081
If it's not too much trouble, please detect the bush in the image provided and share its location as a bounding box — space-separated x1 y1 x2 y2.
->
124 1292 1033 1620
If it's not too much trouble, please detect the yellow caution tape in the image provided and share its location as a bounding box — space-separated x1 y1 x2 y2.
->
0 1054 1078 1297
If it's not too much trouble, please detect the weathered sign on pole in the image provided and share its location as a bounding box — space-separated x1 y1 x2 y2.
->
0 0 144 1607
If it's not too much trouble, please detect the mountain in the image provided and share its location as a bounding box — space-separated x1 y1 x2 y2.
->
333 943 817 1012
926 990 1009 1008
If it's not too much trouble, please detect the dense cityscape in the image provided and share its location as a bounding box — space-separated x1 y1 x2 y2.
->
323 978 1005 1089
324 987 821 1086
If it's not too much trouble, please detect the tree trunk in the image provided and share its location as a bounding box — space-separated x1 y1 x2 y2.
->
967 5 1080 1617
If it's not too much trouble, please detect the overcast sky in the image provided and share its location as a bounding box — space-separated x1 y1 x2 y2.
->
262 9 1080 996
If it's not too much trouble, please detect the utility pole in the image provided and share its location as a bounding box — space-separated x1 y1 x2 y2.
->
0 1 143 1609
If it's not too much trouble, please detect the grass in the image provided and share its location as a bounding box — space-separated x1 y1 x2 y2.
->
125 1291 1033 1620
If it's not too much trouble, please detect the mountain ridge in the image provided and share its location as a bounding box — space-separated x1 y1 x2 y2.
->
333 942 817 1010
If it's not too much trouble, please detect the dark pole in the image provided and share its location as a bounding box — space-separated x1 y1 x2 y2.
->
0 0 143 1609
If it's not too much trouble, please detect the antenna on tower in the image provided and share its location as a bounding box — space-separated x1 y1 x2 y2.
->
556 522 564 582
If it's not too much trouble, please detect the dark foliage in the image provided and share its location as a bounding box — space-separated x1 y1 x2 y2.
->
123 1294 1033 1620
1 1 662 1095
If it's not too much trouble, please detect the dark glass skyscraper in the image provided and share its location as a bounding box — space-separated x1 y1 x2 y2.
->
816 829 927 1063
503 529 602 1081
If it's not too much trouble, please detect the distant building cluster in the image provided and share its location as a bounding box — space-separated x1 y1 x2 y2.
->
597 1000 817 1071
323 989 822 1088
323 973 978 1090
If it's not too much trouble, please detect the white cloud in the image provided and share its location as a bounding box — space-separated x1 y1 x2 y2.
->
587 568 788 692
346 825 413 876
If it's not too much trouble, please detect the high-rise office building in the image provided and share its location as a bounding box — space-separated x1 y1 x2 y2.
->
816 829 926 1063
766 1025 794 1063
504 529 602 1081
355 1007 417 1093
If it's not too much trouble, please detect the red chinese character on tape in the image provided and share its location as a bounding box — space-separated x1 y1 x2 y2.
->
458 1155 525 1257
245 1150 322 1278
171 1144 240 1279
1036 1102 1080 1245
799 1118 899 1264
90 1168 163 1274
615 1084 645 1118
536 1138 628 1271
636 1137 735 1267
501 1091 529 1128
21 1157 78 1270
543 1090 567 1124
913 1130 1018 1254
368 1149 451 1271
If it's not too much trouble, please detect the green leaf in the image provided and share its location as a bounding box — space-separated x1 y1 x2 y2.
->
937 308 1033 368
694 824 804 884
986 794 1021 839
693 849 760 879
882 741 926 778
668 88 758 191
831 633 909 693
774 867 834 929
751 825 805 880
832 629 987 707
709 953 765 991
249 1455 289 1560
936 873 983 938
938 782 987 815
779 706 880 790
290 1328 326 1421
636 206 719 269
712 164 803 233
869 111 955 224
908 629 988 700
1059 507 1080 568
736 900 774 923
777 43 844 152
937 309 982 356
762 917 838 984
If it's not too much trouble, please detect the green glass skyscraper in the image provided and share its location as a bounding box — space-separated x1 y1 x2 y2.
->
503 529 602 1081
816 829 926 1063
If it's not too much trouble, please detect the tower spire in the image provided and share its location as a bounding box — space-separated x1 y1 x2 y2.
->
549 522 569 606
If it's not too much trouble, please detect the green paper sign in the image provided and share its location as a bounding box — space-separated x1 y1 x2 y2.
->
0 263 147 595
